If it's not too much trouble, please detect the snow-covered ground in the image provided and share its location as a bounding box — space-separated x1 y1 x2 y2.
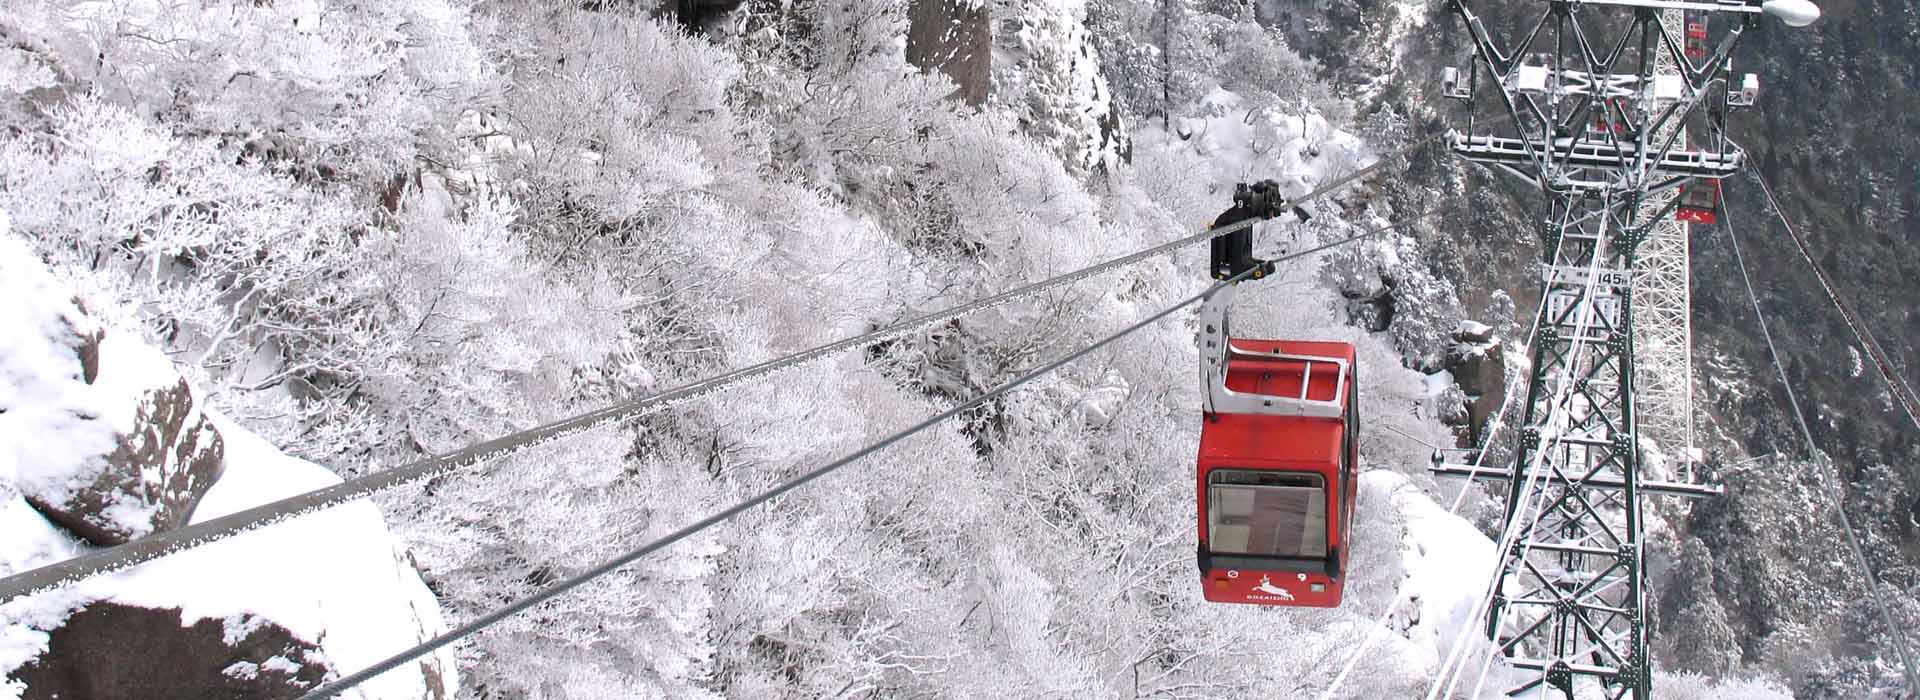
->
0 425 457 700
1373 470 1499 673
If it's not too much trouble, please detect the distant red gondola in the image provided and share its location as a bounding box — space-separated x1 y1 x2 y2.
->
1193 185 1359 608
1685 14 1709 61
1677 179 1721 224
1589 96 1630 137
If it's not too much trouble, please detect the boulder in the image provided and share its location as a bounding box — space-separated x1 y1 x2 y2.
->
1447 340 1504 399
1 234 455 699
23 371 225 547
1 422 457 700
0 251 224 547
1442 331 1507 447
1454 320 1495 344
2 471 456 699
907 0 993 106
11 604 326 700
1343 285 1396 333
1331 255 1396 333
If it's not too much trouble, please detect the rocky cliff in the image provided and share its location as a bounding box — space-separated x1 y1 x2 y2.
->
0 229 457 700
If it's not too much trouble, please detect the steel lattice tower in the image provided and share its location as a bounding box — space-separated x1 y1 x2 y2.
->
1428 1 1814 697
1632 7 1697 480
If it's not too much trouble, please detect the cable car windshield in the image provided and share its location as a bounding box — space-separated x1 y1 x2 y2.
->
1207 470 1328 559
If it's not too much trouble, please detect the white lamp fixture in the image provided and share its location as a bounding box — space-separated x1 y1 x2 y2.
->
1762 0 1822 28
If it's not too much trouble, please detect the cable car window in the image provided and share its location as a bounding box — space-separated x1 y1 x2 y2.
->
1207 470 1328 559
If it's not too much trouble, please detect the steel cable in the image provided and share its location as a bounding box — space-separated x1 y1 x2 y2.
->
0 115 1491 605
1747 167 1920 435
1723 197 1920 697
297 206 1449 700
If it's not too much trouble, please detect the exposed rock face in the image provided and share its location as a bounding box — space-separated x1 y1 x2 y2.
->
12 604 325 700
67 301 102 385
1 280 225 547
1343 283 1396 333
666 0 749 32
1443 321 1506 447
24 374 225 547
1454 320 1494 344
907 0 993 106
2 234 456 699
1 444 457 700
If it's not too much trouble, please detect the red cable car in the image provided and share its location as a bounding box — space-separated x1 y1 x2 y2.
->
1589 96 1630 137
1685 14 1708 61
1194 277 1359 608
1676 179 1721 224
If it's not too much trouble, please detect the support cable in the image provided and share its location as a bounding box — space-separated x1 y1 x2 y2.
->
1458 446 1560 698
1424 430 1558 700
298 206 1445 700
1723 198 1920 697
1316 199 1576 700
1749 167 1920 434
1437 196 1624 700
0 116 1496 606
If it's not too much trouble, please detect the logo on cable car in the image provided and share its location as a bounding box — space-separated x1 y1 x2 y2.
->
1251 575 1295 601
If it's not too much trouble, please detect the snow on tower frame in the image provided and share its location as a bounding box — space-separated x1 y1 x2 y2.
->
1430 0 1814 698
1192 184 1358 608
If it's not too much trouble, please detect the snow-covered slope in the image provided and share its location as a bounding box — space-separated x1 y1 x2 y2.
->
0 230 456 699
1373 470 1499 672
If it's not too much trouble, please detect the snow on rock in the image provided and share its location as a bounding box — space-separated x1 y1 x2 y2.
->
1441 321 1506 443
906 0 993 106
0 227 224 546
10 602 328 698
1420 367 1470 429
1454 320 1494 344
0 233 456 699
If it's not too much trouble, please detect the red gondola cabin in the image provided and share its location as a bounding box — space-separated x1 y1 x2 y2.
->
1685 15 1708 61
1588 96 1631 137
1677 179 1720 224
1195 286 1359 607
